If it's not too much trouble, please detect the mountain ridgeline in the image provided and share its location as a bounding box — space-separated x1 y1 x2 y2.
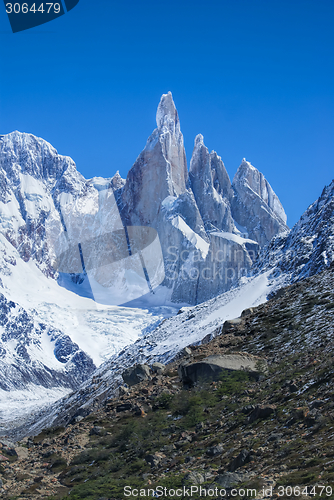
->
0 92 288 307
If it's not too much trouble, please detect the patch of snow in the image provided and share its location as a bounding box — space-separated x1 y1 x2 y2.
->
211 231 257 246
161 196 178 211
171 216 210 259
0 234 167 367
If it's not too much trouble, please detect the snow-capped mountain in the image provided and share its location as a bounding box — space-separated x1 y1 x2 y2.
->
254 179 334 282
0 92 288 429
120 92 288 304
0 94 287 309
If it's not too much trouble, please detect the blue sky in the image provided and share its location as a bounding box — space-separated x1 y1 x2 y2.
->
0 0 333 226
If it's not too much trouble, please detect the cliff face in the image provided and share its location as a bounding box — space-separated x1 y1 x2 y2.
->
232 158 288 246
189 134 235 233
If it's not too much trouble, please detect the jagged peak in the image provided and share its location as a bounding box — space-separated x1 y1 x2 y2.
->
156 91 180 135
0 130 77 183
238 158 256 171
194 133 204 146
189 134 210 176
111 170 126 190
233 159 264 186
233 159 287 226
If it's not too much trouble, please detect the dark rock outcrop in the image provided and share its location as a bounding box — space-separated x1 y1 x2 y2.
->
178 354 265 385
122 364 151 386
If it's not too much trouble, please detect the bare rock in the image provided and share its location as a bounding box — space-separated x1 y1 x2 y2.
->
178 354 266 385
151 362 165 374
122 364 151 386
248 404 276 423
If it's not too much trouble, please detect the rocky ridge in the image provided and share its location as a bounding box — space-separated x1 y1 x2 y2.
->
0 292 95 391
254 178 334 282
120 92 288 304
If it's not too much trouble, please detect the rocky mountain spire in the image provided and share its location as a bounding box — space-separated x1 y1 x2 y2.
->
189 134 235 232
121 92 189 226
232 159 288 245
156 91 188 195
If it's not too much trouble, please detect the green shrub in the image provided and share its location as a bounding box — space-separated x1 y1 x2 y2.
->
217 370 250 396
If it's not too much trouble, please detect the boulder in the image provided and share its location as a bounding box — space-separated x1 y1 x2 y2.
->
222 318 243 332
228 449 253 472
241 308 253 317
145 453 165 468
183 471 205 485
122 364 151 386
248 404 276 423
178 354 266 385
116 403 133 412
206 444 223 456
151 362 165 374
216 472 249 488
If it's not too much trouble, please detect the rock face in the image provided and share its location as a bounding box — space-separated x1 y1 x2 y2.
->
232 159 288 245
189 134 235 233
178 354 265 385
121 92 189 225
120 93 210 303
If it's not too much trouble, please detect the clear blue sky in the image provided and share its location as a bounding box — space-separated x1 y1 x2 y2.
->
0 0 333 226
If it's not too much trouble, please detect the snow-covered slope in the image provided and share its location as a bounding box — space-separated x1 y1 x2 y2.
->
0 231 172 423
254 178 334 281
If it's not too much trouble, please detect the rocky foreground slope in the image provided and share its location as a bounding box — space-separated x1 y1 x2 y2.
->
1 264 334 499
